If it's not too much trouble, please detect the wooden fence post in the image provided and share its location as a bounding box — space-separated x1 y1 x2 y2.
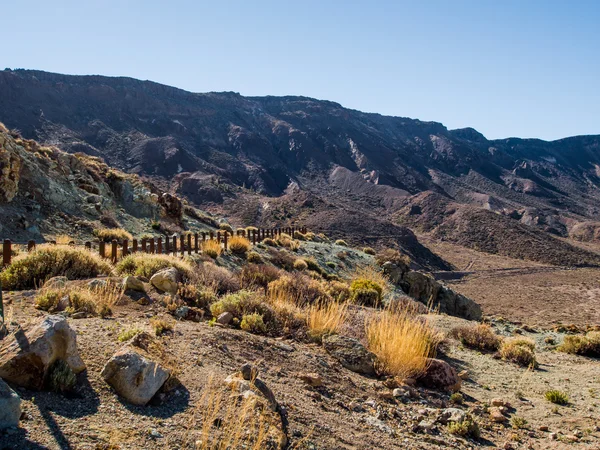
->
3 240 11 266
201 232 206 243
132 239 138 253
252 230 256 245
85 242 91 251
141 238 147 253
210 231 214 241
111 240 118 263
172 235 177 256
187 234 192 256
123 239 129 257
194 233 199 253
165 235 170 254
223 231 228 251
156 237 161 254
179 235 184 257
99 241 106 258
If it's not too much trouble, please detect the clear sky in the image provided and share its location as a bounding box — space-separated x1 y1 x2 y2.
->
3 0 599 140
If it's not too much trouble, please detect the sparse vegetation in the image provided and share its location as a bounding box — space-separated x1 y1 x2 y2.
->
449 392 464 405
375 248 411 271
218 223 233 233
306 301 348 342
349 266 387 306
268 273 330 306
210 290 274 328
93 228 133 242
1 245 113 290
545 390 569 405
447 417 480 439
240 313 267 334
116 253 192 279
511 416 527 429
118 327 143 342
451 323 503 351
366 307 438 379
150 317 175 336
500 338 537 368
47 359 77 393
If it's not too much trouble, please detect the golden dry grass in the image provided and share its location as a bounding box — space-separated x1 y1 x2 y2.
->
202 240 223 259
306 301 348 342
228 236 251 254
115 253 193 279
93 228 133 242
366 307 438 379
35 282 123 318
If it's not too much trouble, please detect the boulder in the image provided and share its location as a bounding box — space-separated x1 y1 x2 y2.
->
0 315 86 389
0 379 21 429
417 358 461 392
123 276 145 292
217 312 234 326
101 333 170 406
322 335 376 375
0 135 21 203
381 262 403 284
43 276 69 290
437 407 467 424
225 365 278 412
150 267 181 294
159 193 183 218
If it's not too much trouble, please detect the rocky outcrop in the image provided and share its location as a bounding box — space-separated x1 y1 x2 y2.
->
150 268 181 294
322 335 376 376
0 315 86 389
0 130 21 203
101 332 170 406
0 379 21 429
400 271 482 321
417 358 461 392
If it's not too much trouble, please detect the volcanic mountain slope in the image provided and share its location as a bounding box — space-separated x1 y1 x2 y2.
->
2 68 600 262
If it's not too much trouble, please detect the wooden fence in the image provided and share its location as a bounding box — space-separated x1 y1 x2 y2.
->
1 226 307 267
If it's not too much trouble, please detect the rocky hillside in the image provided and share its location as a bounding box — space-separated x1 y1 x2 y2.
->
2 69 600 265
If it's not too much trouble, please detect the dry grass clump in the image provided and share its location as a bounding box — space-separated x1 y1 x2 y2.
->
240 264 281 291
327 280 351 302
1 245 113 290
202 240 223 259
263 238 277 247
195 262 240 295
178 283 217 309
366 308 438 379
268 273 330 306
150 317 175 336
35 283 121 318
183 378 285 449
375 248 411 271
276 235 300 251
246 251 262 263
362 247 376 255
499 338 537 368
267 249 296 271
218 223 233 233
335 239 348 246
93 228 133 242
307 301 348 343
451 323 503 351
229 236 251 255
115 253 193 279
558 331 600 357
293 259 308 271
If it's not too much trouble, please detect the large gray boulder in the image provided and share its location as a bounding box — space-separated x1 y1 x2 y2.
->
0 379 21 429
0 315 86 389
150 267 181 294
322 335 376 376
101 333 170 405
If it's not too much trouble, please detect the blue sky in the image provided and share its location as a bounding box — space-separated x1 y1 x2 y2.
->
3 0 599 140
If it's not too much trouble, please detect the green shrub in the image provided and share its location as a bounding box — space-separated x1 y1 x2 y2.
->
326 261 336 269
335 239 348 246
363 247 376 255
449 392 464 405
327 280 351 302
118 327 143 342
350 279 383 306
35 290 62 311
48 360 77 393
447 418 480 438
115 253 193 279
510 416 527 429
210 290 273 325
1 245 113 290
150 317 175 336
545 390 569 405
304 258 324 275
240 313 267 334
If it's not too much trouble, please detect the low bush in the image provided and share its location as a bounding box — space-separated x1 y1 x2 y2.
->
240 313 267 334
1 245 113 290
268 273 330 306
115 253 193 279
545 390 569 405
558 331 600 357
47 360 77 393
293 259 308 271
366 308 438 379
239 264 281 291
195 262 240 295
350 277 384 306
202 240 223 259
363 247 376 255
118 327 143 342
451 324 503 351
499 338 537 368
335 239 348 246
93 228 133 243
304 258 324 275
246 251 262 263
229 236 251 255
210 290 275 331
150 317 175 336
449 393 464 405
511 416 528 429
177 283 217 309
375 248 411 271
307 301 348 343
327 280 351 302
267 249 296 271
447 418 480 439
276 235 300 251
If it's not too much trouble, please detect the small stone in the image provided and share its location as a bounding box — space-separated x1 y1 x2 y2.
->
437 408 467 424
150 429 163 438
298 373 323 387
491 398 509 407
549 432 557 440
87 279 108 290
123 276 145 292
457 370 469 380
565 435 579 442
216 312 233 325
503 442 514 450
240 363 258 381
539 425 549 432
349 401 365 412
489 407 507 422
